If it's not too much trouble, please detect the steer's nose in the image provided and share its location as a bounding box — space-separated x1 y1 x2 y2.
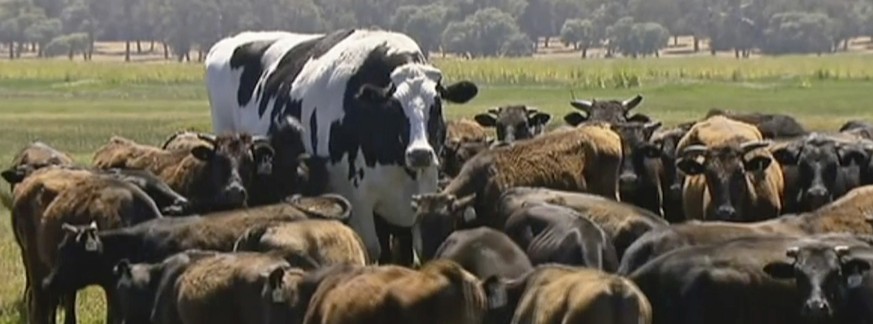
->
619 173 639 186
803 299 832 318
714 205 737 220
224 184 247 206
406 148 436 169
807 186 828 199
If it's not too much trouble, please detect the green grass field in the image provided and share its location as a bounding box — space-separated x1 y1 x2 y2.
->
1 54 873 323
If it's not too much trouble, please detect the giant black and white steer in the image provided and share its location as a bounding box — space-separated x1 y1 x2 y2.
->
205 29 479 260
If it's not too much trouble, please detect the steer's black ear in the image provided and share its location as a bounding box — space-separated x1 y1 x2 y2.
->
474 113 498 128
113 259 132 278
763 261 795 279
356 83 395 104
676 158 705 175
530 112 552 127
439 81 478 104
842 258 872 277
563 112 587 127
744 156 772 173
1 166 26 185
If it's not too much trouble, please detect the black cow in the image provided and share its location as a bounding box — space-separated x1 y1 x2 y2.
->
473 105 552 143
563 94 651 125
610 121 664 215
433 227 533 280
706 108 808 139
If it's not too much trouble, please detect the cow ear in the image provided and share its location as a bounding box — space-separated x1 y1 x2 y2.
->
439 81 478 104
357 83 395 104
842 259 871 288
641 144 662 159
530 113 552 127
252 144 276 175
744 156 772 173
1 166 27 185
474 113 498 128
113 260 132 278
763 261 795 279
265 267 287 303
190 146 214 161
563 112 587 127
482 276 508 309
771 146 800 165
838 145 869 167
676 158 705 175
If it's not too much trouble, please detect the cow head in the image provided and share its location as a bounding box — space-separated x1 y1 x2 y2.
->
441 138 493 178
43 222 107 292
411 193 477 261
3 141 74 189
652 125 692 209
563 94 650 126
764 245 872 321
190 133 258 210
676 139 773 221
474 106 551 143
357 65 478 170
249 116 312 205
610 121 663 197
261 266 307 324
772 135 869 211
114 259 158 324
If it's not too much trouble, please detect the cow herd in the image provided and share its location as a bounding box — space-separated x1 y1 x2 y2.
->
6 27 873 324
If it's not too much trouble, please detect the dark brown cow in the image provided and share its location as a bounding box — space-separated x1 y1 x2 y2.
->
12 167 162 324
610 122 664 215
563 94 651 125
650 124 692 222
474 106 551 143
504 203 619 271
92 133 257 212
629 234 870 324
41 194 351 318
247 116 317 205
706 108 808 139
233 219 369 269
483 264 651 324
676 116 784 221
1 141 74 189
433 227 533 280
152 252 298 324
619 185 873 274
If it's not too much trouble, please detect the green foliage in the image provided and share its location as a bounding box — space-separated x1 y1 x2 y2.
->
560 18 596 54
441 7 529 57
762 12 835 55
501 32 534 57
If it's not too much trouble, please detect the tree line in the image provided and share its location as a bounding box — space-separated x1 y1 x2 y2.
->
2 0 872 61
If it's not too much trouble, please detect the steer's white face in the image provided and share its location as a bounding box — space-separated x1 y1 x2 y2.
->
391 64 444 170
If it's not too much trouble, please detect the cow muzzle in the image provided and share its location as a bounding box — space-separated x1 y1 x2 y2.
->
802 298 832 319
804 187 831 210
406 148 437 169
221 184 247 206
714 205 737 220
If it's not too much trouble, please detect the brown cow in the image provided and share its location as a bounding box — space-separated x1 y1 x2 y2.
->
303 260 486 324
92 134 257 212
12 166 162 324
619 185 873 274
1 141 74 189
483 264 651 324
676 115 784 221
152 252 298 324
441 118 493 178
233 219 369 269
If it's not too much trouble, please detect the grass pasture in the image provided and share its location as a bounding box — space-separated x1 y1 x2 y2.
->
0 54 872 323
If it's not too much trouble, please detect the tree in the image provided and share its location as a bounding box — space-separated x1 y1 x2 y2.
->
628 0 680 37
551 0 586 46
518 0 554 49
501 32 534 56
632 22 670 57
761 11 835 55
606 16 634 57
559 18 596 57
23 16 61 57
403 5 449 57
441 20 476 57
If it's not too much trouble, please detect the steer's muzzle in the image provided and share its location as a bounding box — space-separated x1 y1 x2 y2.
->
222 184 247 207
714 205 737 220
406 148 437 169
802 298 832 319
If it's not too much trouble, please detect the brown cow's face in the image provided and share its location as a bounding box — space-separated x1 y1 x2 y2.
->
474 106 551 144
262 266 307 324
764 245 871 321
611 122 662 197
677 141 772 221
412 193 476 261
192 133 257 210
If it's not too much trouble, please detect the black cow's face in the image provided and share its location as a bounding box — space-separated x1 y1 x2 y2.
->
192 133 258 210
764 245 871 321
611 122 662 196
652 127 690 200
773 136 869 211
677 140 772 221
441 139 492 179
43 222 107 292
114 260 156 324
474 106 551 143
358 66 478 170
261 266 307 324
563 95 649 126
411 193 477 261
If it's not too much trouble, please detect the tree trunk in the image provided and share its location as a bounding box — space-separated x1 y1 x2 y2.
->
693 37 700 52
197 49 203 62
656 50 660 58
136 40 142 53
843 39 849 51
125 40 131 62
68 47 74 60
581 47 588 59
543 36 550 48
163 43 169 59
674 36 679 46
150 40 155 52
185 52 190 62
8 42 13 59
31 42 36 52
734 49 739 58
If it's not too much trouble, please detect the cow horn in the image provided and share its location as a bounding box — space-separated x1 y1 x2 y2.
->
681 145 708 157
526 107 539 115
570 100 593 113
835 245 851 257
196 133 217 146
644 121 663 133
786 246 800 259
741 140 771 154
622 94 643 110
487 107 500 115
88 221 98 230
61 223 78 234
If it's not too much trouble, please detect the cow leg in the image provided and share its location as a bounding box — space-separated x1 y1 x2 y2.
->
61 293 76 324
349 199 380 263
103 287 121 324
392 229 414 266
374 214 393 265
